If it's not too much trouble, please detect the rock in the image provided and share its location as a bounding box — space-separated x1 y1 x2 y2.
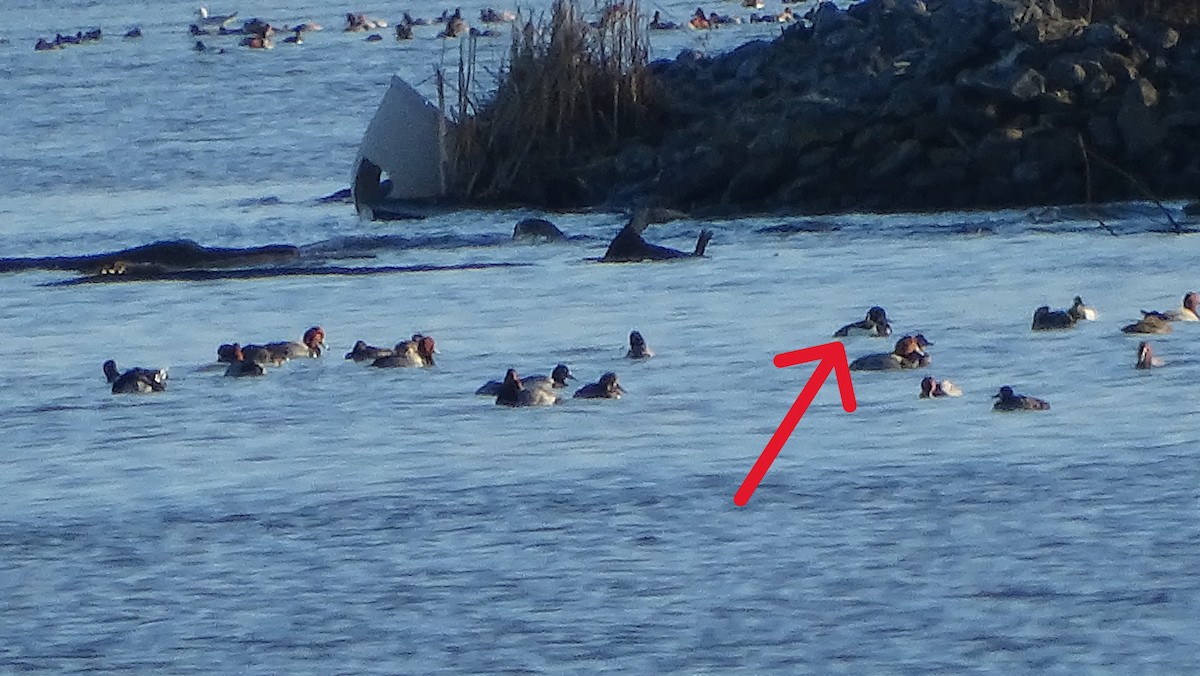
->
1045 58 1086 90
1083 23 1130 49
512 217 567 241
1082 70 1117 100
870 138 923 179
1117 77 1164 156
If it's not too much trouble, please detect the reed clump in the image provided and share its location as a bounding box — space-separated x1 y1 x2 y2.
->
445 0 664 205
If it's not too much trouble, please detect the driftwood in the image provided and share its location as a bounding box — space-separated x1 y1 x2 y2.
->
42 261 531 286
600 210 712 262
0 239 300 274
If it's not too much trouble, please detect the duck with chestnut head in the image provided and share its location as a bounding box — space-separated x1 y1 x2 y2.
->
265 326 325 360
849 335 930 371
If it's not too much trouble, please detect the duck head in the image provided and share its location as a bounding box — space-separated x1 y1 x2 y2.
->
919 376 936 398
414 334 436 365
599 372 625 396
303 326 325 355
217 343 240 362
1136 341 1155 369
1185 292 1200 312
629 330 647 351
503 368 522 389
103 360 120 383
994 385 1015 401
892 336 920 357
552 363 575 386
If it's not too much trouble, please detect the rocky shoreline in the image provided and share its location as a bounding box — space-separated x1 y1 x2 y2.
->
512 0 1200 215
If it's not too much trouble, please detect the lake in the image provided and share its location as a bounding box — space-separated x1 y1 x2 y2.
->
2 1 1200 672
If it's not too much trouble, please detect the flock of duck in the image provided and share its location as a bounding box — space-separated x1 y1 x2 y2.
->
100 288 1194 411
104 327 648 407
30 2 808 52
834 292 1195 411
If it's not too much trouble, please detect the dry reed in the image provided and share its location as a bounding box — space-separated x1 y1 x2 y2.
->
443 0 662 204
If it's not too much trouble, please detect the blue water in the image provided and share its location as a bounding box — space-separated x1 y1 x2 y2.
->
3 1 1200 673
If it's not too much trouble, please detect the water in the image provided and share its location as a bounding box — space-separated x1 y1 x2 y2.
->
3 1 1200 673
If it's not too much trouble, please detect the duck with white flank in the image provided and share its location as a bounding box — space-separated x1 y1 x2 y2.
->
834 306 891 338
919 376 961 398
477 364 573 395
1068 296 1098 321
494 369 559 407
104 360 167 394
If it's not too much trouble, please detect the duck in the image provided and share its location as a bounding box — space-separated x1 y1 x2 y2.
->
264 326 325 360
688 8 711 29
224 346 266 378
573 372 626 399
1031 305 1077 330
1143 291 1200 322
649 11 679 29
1122 314 1172 334
345 340 394 362
849 335 930 371
1135 341 1164 369
441 8 468 37
1068 296 1098 321
282 27 303 43
479 8 516 22
103 360 167 394
394 23 413 39
197 6 239 28
370 335 435 368
411 334 436 366
992 385 1050 411
124 26 143 39
626 330 654 359
476 363 574 395
495 369 559 407
919 376 961 398
834 306 891 338
240 34 273 48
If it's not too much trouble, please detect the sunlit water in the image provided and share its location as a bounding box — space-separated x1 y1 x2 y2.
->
3 1 1200 673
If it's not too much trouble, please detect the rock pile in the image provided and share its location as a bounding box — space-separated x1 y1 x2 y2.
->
564 0 1200 214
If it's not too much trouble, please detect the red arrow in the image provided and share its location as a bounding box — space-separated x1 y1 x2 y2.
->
734 342 857 506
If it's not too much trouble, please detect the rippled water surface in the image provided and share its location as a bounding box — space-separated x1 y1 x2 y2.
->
3 1 1200 673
